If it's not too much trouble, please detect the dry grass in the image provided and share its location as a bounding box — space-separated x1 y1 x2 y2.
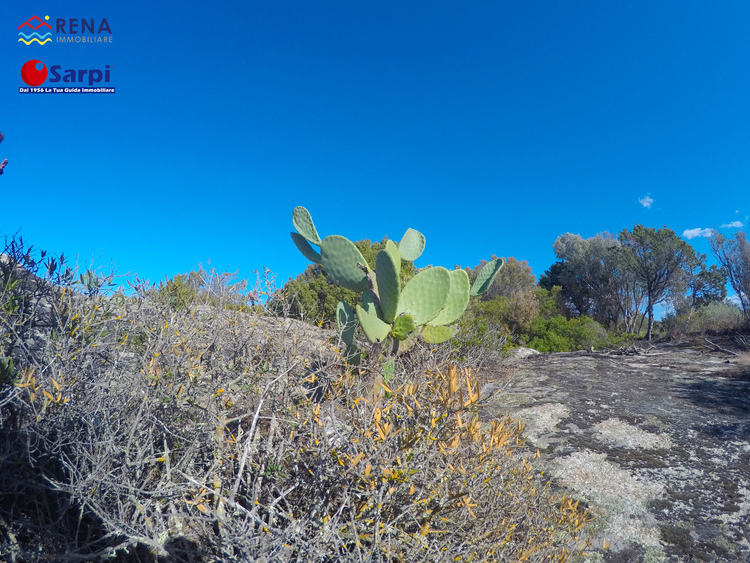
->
0 237 594 562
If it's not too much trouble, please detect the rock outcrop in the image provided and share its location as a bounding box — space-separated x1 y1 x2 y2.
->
482 339 750 562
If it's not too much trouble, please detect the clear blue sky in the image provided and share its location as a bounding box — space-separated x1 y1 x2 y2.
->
3 1 749 293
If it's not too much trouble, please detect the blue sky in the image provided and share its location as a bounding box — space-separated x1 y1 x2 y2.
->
3 1 749 294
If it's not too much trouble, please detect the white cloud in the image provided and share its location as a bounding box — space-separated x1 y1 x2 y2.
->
720 221 743 228
682 228 713 239
638 195 654 208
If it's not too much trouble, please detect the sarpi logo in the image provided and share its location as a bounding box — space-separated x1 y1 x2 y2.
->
18 15 113 45
18 15 53 45
21 60 112 87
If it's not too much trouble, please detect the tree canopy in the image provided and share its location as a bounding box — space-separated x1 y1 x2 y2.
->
541 227 725 339
618 225 699 340
710 229 750 322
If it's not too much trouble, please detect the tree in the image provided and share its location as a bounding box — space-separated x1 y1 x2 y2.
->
274 263 360 326
542 233 644 331
710 230 750 323
478 256 536 301
669 259 726 317
619 225 698 340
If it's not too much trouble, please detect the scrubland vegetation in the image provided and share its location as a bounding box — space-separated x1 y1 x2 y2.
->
1 218 748 561
0 235 591 562
283 225 749 352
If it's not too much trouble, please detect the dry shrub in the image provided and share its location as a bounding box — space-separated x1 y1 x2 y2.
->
660 301 745 338
274 364 594 562
0 237 593 562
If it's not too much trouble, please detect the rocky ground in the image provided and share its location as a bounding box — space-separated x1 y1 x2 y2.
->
481 338 750 562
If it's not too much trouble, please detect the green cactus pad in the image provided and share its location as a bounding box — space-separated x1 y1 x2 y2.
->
422 325 453 344
470 258 505 297
375 248 400 323
384 239 402 265
321 235 369 293
336 300 356 347
392 314 416 341
344 344 361 365
398 228 425 261
356 292 391 343
292 206 322 246
430 268 470 326
291 232 322 264
396 266 451 325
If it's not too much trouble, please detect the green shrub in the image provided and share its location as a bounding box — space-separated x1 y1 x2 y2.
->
528 315 610 352
659 300 745 338
468 291 539 339
450 312 515 365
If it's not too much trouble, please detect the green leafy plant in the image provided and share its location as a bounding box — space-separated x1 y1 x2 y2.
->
527 315 610 352
0 356 18 385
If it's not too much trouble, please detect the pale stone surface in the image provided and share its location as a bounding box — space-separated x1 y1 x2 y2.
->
482 340 750 562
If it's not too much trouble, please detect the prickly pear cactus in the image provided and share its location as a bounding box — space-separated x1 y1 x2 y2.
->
470 258 505 297
320 235 370 293
336 301 360 364
398 228 425 261
292 206 322 246
396 267 451 326
290 205 504 355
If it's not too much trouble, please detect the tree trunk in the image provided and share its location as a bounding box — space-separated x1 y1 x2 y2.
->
637 312 647 336
646 300 654 341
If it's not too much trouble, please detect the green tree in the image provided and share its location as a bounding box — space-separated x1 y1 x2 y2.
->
669 259 727 317
710 230 750 323
543 233 644 331
274 264 360 326
619 225 698 340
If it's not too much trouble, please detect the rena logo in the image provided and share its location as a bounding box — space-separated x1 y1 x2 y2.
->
18 15 113 45
18 15 53 45
21 60 112 87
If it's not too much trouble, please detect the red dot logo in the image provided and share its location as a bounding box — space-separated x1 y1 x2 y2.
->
21 59 47 86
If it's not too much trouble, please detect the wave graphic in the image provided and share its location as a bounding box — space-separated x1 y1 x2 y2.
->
18 36 52 45
18 31 52 39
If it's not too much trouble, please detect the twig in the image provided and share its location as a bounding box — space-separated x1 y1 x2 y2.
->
230 364 297 503
703 338 738 356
